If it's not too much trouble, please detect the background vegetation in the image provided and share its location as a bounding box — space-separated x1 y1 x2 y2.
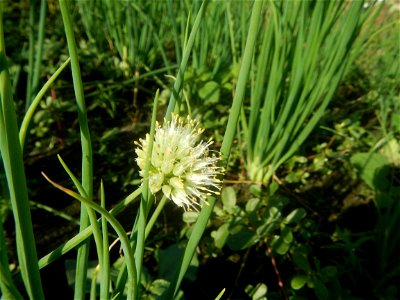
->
1 0 399 299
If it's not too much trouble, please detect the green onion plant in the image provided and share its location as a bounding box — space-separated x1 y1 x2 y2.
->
243 0 378 185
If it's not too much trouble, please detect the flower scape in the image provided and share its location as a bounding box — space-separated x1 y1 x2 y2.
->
135 114 224 210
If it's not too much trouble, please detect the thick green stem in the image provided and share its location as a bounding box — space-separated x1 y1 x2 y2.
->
0 4 44 299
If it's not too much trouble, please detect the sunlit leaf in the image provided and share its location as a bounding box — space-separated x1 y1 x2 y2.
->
211 223 230 249
284 208 307 225
291 274 308 290
221 186 237 212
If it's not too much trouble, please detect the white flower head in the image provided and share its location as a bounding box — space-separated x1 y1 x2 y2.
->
135 114 224 210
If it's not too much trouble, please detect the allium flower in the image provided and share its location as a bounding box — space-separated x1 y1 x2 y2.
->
135 114 224 210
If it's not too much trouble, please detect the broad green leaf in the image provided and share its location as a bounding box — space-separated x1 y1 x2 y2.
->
321 266 337 278
221 186 237 212
227 227 258 251
381 139 400 166
256 207 281 237
157 244 184 281
267 181 279 196
284 208 307 224
268 196 289 209
198 81 220 104
281 226 293 244
249 184 262 197
211 223 230 249
350 152 389 191
158 243 199 283
291 247 311 273
271 235 290 255
377 187 400 208
269 206 280 218
182 211 199 224
291 274 308 290
251 283 268 300
256 221 278 237
246 198 260 214
392 111 400 132
313 278 329 300
149 279 170 296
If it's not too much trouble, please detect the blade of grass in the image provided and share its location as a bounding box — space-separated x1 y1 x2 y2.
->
165 0 207 119
59 1 94 298
220 1 262 160
38 186 142 270
42 173 137 300
56 154 105 297
100 181 110 300
134 89 159 290
31 0 46 105
90 269 98 300
144 195 167 238
167 0 182 65
25 0 46 111
0 4 44 299
25 0 34 111
19 57 71 153
29 200 79 225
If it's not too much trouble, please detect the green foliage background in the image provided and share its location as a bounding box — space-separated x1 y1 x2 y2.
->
0 0 399 299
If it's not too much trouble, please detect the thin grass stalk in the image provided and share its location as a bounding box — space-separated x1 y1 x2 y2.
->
100 181 110 300
189 3 230 79
76 1 94 42
20 57 71 153
25 0 46 111
125 2 171 104
0 5 44 299
38 187 142 270
346 3 384 72
225 1 237 67
83 65 176 99
220 1 262 159
103 0 123 57
59 1 93 298
29 200 79 225
165 0 207 119
56 155 105 296
25 0 34 111
214 288 226 300
90 270 97 300
144 196 167 238
134 90 159 290
163 2 263 299
31 0 46 104
248 17 273 160
167 0 182 65
42 174 138 299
